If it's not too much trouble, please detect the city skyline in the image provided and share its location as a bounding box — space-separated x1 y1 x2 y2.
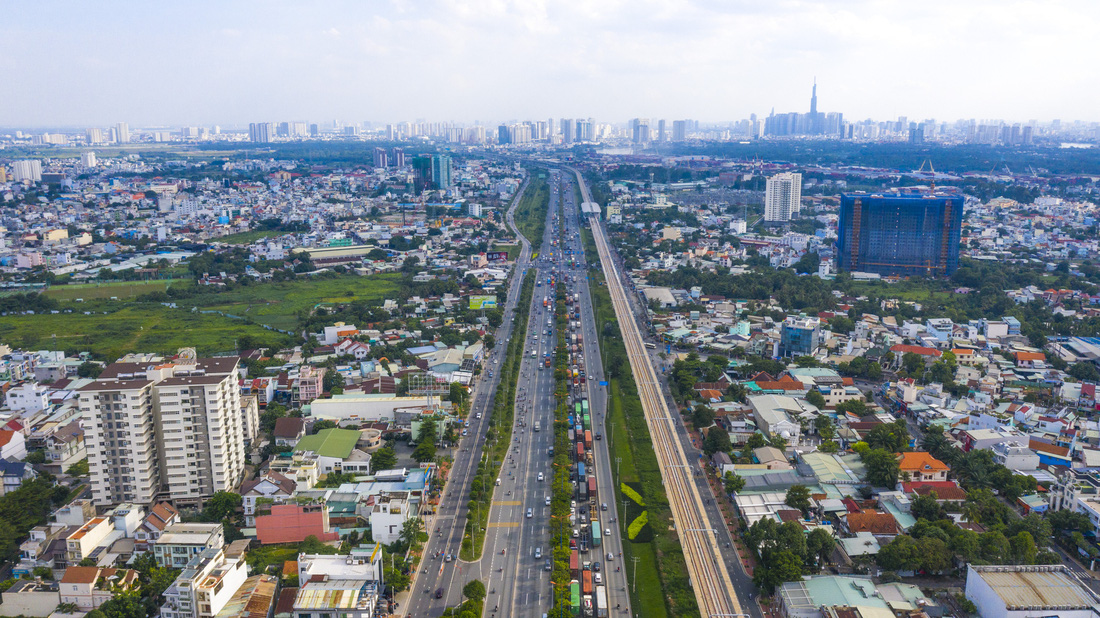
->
3 0 1098 127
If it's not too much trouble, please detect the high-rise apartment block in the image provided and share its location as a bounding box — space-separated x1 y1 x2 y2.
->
248 123 272 143
431 155 453 190
764 172 802 222
672 120 688 142
837 189 964 277
81 152 97 168
79 356 245 508
86 128 105 144
115 122 130 144
779 315 821 358
372 148 388 168
630 118 650 144
12 159 43 182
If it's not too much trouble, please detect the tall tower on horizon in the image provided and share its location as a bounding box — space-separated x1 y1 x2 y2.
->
810 79 818 116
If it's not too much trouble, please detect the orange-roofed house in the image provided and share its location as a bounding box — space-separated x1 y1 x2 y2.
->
898 452 950 482
255 503 337 545
842 511 899 537
60 567 139 610
1014 351 1046 368
890 344 942 359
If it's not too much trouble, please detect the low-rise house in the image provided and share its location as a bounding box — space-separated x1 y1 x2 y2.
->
897 452 950 482
293 428 371 476
240 472 296 527
294 547 384 618
43 420 85 471
0 460 36 495
59 566 139 611
135 502 180 552
368 492 417 544
0 428 28 460
841 510 899 539
153 523 225 568
272 417 306 447
255 503 337 545
161 546 250 618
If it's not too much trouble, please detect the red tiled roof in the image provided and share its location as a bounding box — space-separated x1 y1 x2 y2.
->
845 511 899 535
890 344 942 357
1029 439 1070 458
898 452 950 473
901 481 967 501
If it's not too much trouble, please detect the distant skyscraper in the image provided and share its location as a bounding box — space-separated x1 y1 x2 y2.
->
412 156 433 192
12 159 42 182
631 118 650 144
837 189 964 277
561 119 575 144
392 148 405 168
672 120 687 142
763 172 802 222
657 119 667 142
309 123 320 137
373 147 388 168
497 124 511 145
432 154 453 190
81 152 97 168
114 122 130 144
86 128 105 144
248 123 272 143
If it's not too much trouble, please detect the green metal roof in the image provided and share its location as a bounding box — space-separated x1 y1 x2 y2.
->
294 428 361 458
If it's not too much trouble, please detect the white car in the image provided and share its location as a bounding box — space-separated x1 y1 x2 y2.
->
537 472 544 481
527 508 533 519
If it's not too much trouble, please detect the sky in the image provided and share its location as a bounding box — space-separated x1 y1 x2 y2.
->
2 0 1097 128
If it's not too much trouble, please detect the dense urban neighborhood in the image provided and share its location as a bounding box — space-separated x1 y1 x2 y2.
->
2 120 1100 618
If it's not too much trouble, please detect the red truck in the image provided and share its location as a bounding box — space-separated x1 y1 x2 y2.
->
570 550 579 577
582 570 593 596
577 442 585 461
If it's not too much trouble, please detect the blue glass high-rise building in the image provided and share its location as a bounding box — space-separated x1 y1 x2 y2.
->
837 189 963 277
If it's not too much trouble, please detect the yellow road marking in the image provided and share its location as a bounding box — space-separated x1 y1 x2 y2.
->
493 500 521 506
488 522 519 528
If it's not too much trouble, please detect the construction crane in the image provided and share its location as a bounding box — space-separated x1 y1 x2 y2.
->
917 159 937 192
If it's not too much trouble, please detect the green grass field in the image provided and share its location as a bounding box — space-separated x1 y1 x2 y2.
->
215 230 292 245
495 244 521 261
43 279 193 301
198 274 403 331
0 305 293 359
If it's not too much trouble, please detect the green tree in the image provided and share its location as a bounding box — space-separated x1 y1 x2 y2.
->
805 390 826 409
744 432 767 451
785 485 812 517
371 447 398 472
723 472 745 495
1069 362 1100 382
834 399 868 417
950 529 981 561
692 405 715 428
95 592 147 618
980 531 1010 563
65 459 90 476
310 420 338 434
865 420 910 452
917 537 952 574
202 491 242 522
876 535 918 572
910 492 946 521
805 527 835 569
1010 531 1038 565
462 579 486 602
76 361 103 378
26 449 47 464
702 427 732 456
1048 509 1090 536
862 448 900 487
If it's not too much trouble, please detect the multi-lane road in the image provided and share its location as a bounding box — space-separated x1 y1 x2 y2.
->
405 175 536 617
573 168 747 618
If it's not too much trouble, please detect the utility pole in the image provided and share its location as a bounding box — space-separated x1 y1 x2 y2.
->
631 556 640 593
615 456 621 480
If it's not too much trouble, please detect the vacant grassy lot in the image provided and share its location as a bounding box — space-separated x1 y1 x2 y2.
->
0 305 293 359
44 279 193 301
514 171 549 245
197 274 403 331
215 230 292 245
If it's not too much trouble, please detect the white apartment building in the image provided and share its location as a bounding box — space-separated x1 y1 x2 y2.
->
79 356 245 507
295 548 384 618
79 379 160 505
13 159 43 183
161 547 249 618
764 172 802 222
81 152 97 168
153 523 225 568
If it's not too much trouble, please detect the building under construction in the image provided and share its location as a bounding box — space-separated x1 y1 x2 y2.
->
837 189 964 277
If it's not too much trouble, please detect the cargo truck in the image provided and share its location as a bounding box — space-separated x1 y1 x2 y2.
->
570 581 580 616
595 586 608 618
570 550 580 577
582 570 593 595
591 522 602 547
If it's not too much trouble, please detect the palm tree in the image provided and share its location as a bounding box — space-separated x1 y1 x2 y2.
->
962 502 982 525
56 603 80 614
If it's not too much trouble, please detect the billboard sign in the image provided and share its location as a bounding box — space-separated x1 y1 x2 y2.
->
487 251 509 262
469 295 498 309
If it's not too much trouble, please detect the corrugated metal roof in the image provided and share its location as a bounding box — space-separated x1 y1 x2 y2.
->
974 566 1099 609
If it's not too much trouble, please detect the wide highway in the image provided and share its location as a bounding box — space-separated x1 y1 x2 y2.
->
571 167 744 618
405 174 536 617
